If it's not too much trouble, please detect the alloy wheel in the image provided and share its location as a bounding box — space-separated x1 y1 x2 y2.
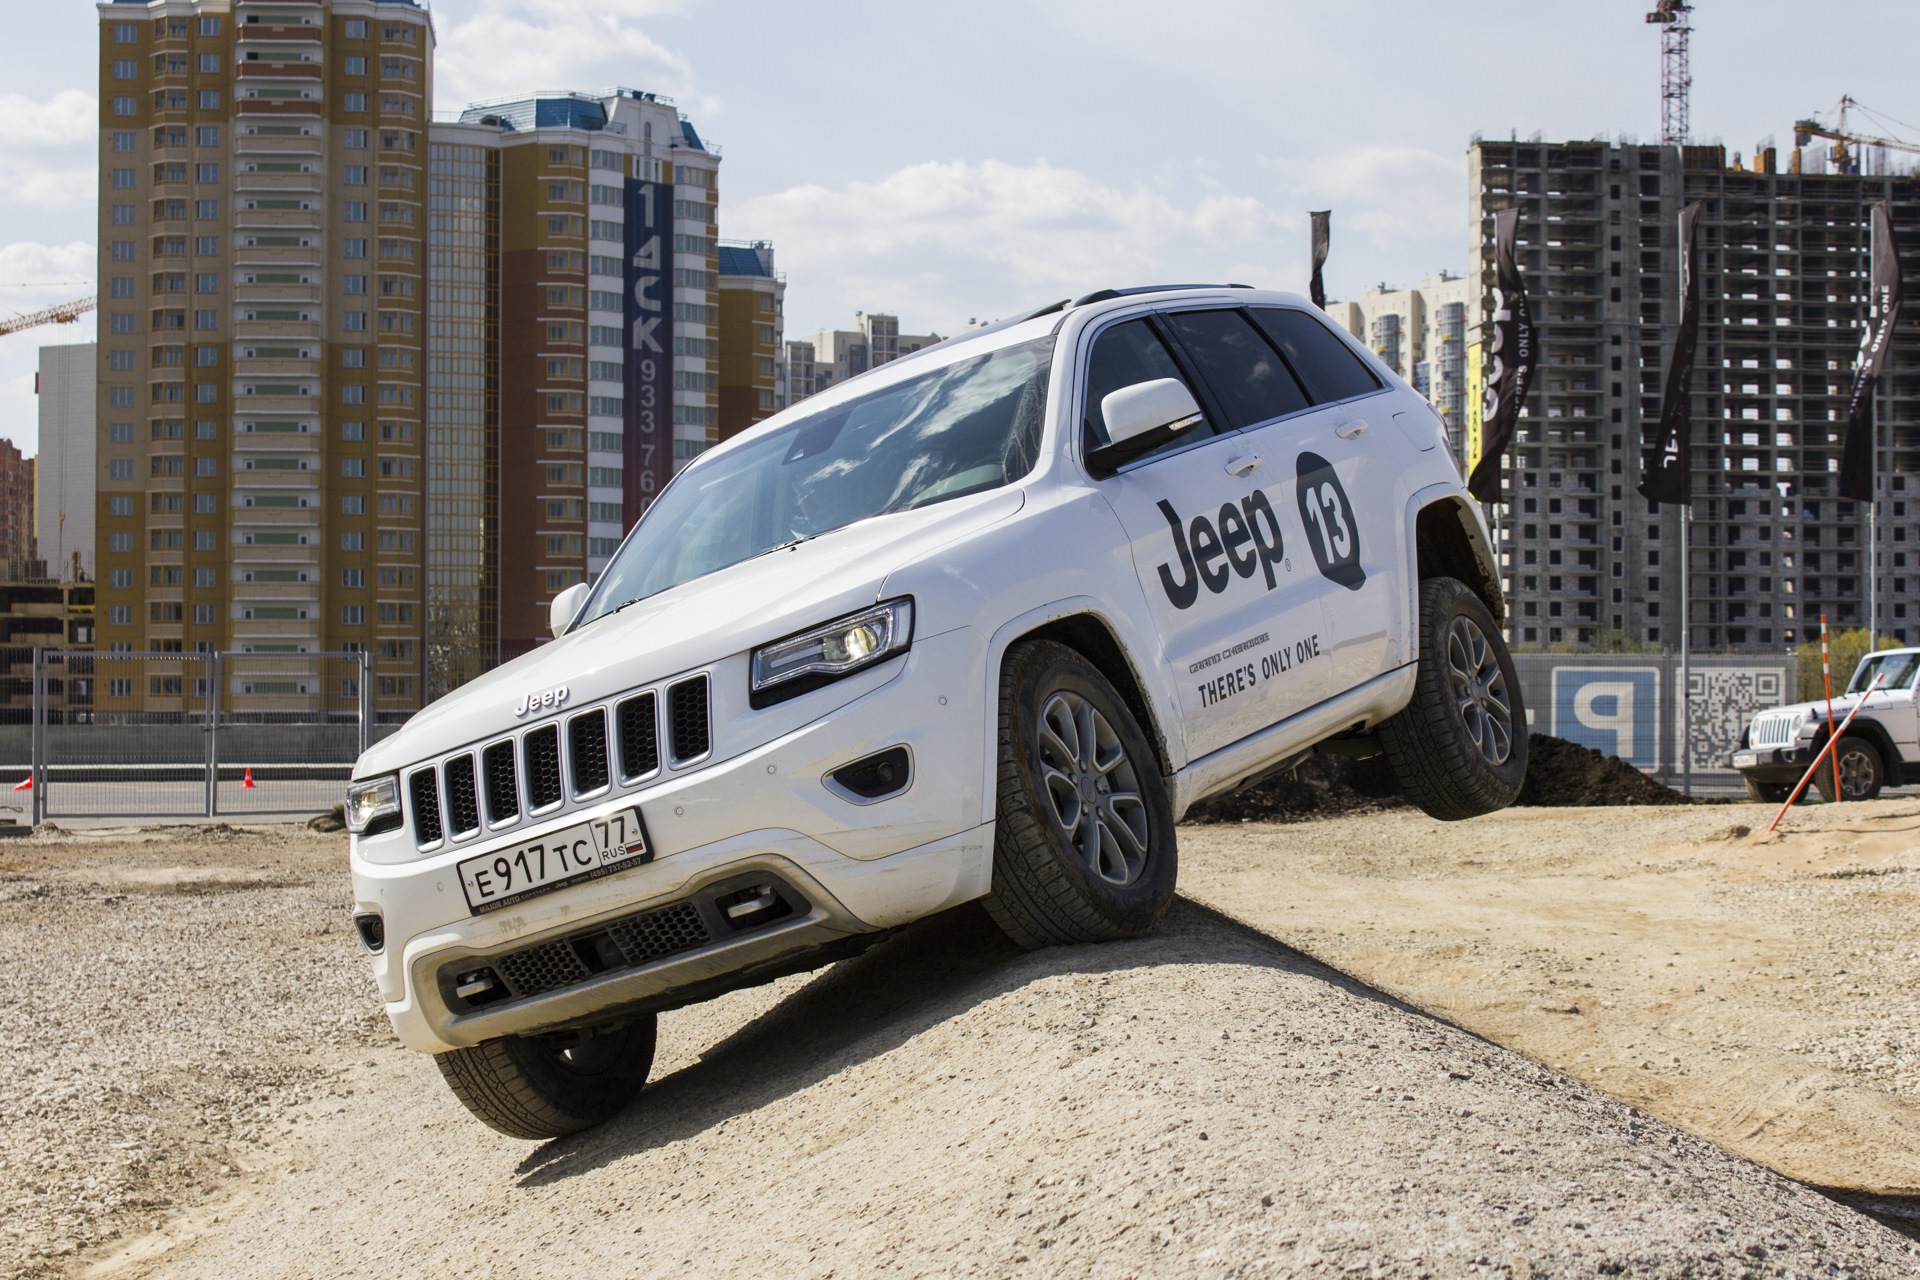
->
1446 616 1515 767
1033 690 1149 886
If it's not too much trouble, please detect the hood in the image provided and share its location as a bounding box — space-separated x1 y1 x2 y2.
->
1757 688 1896 725
357 488 1024 776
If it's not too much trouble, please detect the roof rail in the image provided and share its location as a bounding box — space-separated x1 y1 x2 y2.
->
1069 283 1254 308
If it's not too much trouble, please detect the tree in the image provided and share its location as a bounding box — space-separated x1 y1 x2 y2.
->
1793 627 1889 702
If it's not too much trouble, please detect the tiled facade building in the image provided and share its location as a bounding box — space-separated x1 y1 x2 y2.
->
787 313 943 403
95 0 431 712
1469 139 1919 651
0 441 34 562
716 240 785 441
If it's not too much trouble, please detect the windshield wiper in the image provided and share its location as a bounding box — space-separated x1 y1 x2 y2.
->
754 532 820 559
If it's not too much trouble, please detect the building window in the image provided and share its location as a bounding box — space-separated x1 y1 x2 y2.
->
197 91 220 111
111 168 136 189
345 19 368 38
194 273 217 293
343 274 367 295
114 22 138 42
342 495 365 515
343 92 368 113
341 385 365 405
196 163 218 183
197 53 220 74
109 349 134 371
112 131 136 153
113 96 137 117
344 201 367 222
194 531 216 551
194 457 216 477
345 55 368 75
343 238 368 259
195 199 218 219
341 569 364 588
108 534 134 555
344 311 367 331
344 128 369 149
344 165 367 185
193 494 215 514
193 310 217 330
112 59 137 80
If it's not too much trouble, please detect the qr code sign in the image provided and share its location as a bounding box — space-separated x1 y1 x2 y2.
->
1682 667 1786 773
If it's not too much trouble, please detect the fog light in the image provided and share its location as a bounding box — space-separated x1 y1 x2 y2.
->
826 746 912 803
352 912 385 954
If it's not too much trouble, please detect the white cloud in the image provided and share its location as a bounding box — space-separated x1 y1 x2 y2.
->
1301 145 1462 245
432 0 707 114
731 159 1294 333
0 91 98 211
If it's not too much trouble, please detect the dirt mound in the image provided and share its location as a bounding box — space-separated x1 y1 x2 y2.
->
1517 734 1686 807
1182 752 1404 824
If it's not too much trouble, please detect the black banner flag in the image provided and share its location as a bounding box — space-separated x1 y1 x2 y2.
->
1467 207 1536 502
1839 201 1903 503
1639 201 1705 506
1308 210 1330 310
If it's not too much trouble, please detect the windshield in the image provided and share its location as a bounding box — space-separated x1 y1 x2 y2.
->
1848 651 1920 693
581 336 1054 622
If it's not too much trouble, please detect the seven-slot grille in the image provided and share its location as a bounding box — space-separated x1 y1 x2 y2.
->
407 677 710 848
1749 714 1798 749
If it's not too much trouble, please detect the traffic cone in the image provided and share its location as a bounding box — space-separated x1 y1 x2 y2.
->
243 768 256 789
10 776 29 792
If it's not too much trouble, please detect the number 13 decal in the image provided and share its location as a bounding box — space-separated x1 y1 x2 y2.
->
1295 452 1365 590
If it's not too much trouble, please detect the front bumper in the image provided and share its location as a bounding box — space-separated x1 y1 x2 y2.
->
1729 743 1816 781
351 627 994 1053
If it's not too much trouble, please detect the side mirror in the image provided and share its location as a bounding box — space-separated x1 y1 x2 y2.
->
549 582 591 638
1087 378 1204 474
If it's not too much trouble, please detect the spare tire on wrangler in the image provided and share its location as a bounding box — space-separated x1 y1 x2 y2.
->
1379 576 1528 821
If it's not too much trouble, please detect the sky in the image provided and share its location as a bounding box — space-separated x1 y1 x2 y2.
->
3 0 1916 455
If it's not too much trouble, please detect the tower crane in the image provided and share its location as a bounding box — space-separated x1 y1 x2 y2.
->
1646 0 1694 147
1794 96 1920 173
0 296 96 338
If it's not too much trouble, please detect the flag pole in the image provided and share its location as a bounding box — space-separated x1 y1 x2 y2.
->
1868 208 1879 648
1680 498 1692 798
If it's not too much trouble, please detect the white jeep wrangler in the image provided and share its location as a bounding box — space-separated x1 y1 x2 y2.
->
346 284 1526 1137
1732 647 1920 802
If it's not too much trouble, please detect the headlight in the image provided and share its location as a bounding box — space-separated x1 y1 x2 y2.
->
750 598 913 708
345 774 402 836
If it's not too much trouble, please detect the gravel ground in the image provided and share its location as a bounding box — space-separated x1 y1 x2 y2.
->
1178 799 1920 1206
7 820 1919 1279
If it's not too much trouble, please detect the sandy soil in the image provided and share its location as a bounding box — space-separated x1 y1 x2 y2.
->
1 815 1914 1279
1179 799 1920 1208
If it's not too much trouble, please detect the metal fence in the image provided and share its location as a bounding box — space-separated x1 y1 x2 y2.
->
2 650 373 822
1510 651 1800 795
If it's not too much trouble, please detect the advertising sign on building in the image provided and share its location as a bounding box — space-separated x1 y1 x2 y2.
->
623 173 676 525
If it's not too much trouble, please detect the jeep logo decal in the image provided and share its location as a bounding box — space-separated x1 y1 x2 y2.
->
1295 452 1364 590
1154 490 1286 610
513 686 571 718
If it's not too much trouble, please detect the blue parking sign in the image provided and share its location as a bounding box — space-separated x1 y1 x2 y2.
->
1550 667 1660 769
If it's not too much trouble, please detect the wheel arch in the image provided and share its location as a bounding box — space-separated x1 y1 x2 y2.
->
1408 491 1505 626
988 603 1175 782
1819 718 1903 770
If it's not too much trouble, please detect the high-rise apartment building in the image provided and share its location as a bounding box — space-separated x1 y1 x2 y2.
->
0 441 34 562
427 89 720 674
1469 139 1919 651
35 342 97 582
1326 271 1476 459
716 240 785 440
95 0 432 712
787 313 943 402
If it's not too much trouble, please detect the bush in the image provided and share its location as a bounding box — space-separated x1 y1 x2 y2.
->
1793 627 1892 702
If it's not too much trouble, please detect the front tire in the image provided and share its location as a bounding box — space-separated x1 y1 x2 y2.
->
1744 776 1794 804
1813 738 1884 803
1379 577 1528 821
436 1015 657 1139
983 640 1176 949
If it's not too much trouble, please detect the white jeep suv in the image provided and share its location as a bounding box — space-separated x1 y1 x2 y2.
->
1733 647 1920 802
346 284 1526 1137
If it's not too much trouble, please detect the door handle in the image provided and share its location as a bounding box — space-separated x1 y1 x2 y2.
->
1334 419 1368 439
1223 453 1263 476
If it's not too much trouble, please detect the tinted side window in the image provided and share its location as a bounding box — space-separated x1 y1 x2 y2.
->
1082 318 1207 457
1248 307 1384 404
1162 308 1310 429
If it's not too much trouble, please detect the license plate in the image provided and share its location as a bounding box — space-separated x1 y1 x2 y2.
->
1732 751 1758 769
458 809 651 915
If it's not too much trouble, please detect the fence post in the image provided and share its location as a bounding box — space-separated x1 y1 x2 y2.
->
29 649 44 827
358 650 373 757
207 651 221 818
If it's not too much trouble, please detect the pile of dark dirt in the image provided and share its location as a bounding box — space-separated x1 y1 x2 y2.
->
1182 752 1404 825
1183 733 1685 824
1515 734 1686 807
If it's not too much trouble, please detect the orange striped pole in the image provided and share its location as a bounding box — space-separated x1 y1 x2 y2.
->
1821 615 1841 800
1769 673 1887 831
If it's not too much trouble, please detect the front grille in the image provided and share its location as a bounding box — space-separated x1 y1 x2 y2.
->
668 676 710 762
443 754 480 836
483 740 518 824
485 901 714 1002
1751 716 1796 749
617 692 659 780
569 710 610 795
408 670 715 848
409 769 442 845
525 725 563 809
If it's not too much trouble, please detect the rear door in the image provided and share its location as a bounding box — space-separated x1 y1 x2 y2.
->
1244 306 1423 692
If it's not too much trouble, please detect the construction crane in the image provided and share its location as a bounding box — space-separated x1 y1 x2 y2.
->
0 296 96 338
1646 1 1694 147
1794 96 1920 173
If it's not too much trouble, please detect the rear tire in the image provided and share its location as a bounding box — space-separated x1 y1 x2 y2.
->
1813 738 1884 803
1743 776 1794 805
436 1015 657 1139
1379 577 1528 821
983 640 1176 949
